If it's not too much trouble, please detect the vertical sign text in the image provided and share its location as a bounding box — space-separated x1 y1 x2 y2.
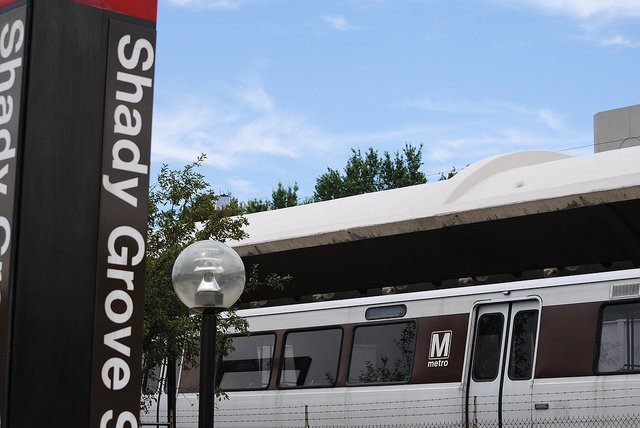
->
90 19 155 428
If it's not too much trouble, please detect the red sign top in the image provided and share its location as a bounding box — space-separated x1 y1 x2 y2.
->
74 0 157 23
0 0 18 7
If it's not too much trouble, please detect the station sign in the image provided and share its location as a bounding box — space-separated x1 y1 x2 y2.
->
0 1 157 427
90 18 155 427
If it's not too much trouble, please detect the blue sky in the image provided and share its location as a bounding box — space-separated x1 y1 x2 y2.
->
151 0 640 202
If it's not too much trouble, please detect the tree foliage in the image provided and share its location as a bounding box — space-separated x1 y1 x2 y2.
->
313 144 427 201
244 181 299 213
144 155 287 408
243 198 270 214
439 166 458 181
272 181 299 209
143 155 291 409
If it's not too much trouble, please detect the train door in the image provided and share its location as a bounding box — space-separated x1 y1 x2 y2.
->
466 300 540 428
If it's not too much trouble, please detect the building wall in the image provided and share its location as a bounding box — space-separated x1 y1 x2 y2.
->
594 104 640 152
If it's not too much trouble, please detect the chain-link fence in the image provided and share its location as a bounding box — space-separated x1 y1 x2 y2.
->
142 386 640 427
304 414 640 427
153 413 640 427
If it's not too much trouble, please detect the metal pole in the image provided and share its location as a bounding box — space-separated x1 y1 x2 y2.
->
167 355 177 428
198 309 217 428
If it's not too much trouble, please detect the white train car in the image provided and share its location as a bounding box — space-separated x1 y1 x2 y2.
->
142 268 640 427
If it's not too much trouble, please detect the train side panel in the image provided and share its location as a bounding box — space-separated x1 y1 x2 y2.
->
141 270 640 427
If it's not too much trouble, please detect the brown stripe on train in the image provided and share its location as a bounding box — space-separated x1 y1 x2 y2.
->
535 302 602 378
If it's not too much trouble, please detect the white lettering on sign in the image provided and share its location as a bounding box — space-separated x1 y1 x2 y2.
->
0 216 8 256
95 25 154 427
100 409 138 428
427 330 452 368
0 215 8 284
100 226 144 388
0 57 21 93
0 16 24 306
0 18 23 58
117 35 154 71
102 34 153 208
107 225 145 267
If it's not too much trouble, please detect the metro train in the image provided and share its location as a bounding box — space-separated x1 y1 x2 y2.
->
142 267 640 427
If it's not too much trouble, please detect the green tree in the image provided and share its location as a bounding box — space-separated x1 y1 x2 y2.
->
380 143 426 189
313 144 427 201
438 166 458 181
271 181 299 209
244 181 299 213
143 155 290 413
143 155 247 403
244 197 270 214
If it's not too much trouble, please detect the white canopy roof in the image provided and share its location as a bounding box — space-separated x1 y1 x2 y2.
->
231 147 640 257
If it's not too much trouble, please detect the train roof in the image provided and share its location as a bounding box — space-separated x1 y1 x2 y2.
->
230 147 640 304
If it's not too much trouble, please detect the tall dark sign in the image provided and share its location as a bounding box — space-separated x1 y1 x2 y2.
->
91 19 155 427
1 1 157 426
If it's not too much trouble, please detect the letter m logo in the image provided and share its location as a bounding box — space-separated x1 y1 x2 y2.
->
429 330 452 360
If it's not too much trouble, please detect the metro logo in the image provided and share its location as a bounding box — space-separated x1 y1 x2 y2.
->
73 0 158 22
428 330 452 368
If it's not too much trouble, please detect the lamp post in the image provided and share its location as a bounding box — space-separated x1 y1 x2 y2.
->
172 240 246 428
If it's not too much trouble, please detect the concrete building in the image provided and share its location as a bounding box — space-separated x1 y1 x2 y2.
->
595 104 640 152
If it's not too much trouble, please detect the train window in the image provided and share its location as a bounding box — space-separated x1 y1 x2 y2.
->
348 322 416 385
597 302 640 374
279 328 342 388
472 313 504 381
508 310 539 380
365 305 407 320
217 334 276 390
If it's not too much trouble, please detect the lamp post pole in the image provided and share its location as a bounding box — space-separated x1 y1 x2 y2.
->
199 309 217 428
172 240 246 428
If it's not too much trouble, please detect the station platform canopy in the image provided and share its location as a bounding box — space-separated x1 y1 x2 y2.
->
229 147 640 304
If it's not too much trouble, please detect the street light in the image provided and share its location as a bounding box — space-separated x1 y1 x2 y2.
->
172 240 246 428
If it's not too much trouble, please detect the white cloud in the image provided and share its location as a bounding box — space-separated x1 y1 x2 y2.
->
232 114 324 157
577 28 640 49
152 79 589 199
397 96 591 177
428 147 454 163
151 81 335 201
322 14 360 31
408 98 496 115
409 97 566 131
334 124 446 146
538 109 564 131
597 34 640 48
152 83 331 173
226 178 254 194
306 113 587 180
505 0 640 21
409 97 524 116
494 0 640 49
238 85 275 112
422 126 591 176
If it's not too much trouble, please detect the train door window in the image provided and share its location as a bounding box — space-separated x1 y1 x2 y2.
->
472 313 504 381
508 310 539 380
597 302 640 373
217 333 276 390
279 328 342 388
348 322 416 384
